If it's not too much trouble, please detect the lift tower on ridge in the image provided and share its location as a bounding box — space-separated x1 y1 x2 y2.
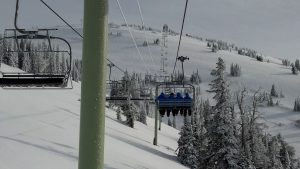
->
159 24 169 83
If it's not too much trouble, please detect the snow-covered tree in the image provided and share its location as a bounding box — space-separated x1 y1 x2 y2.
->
282 59 290 66
294 97 300 112
172 116 177 129
55 46 60 73
277 134 292 169
205 58 251 169
291 63 298 75
268 94 274 107
168 118 172 126
295 60 300 71
230 63 242 77
139 103 147 125
269 136 284 169
177 120 198 168
61 53 66 73
271 84 279 97
121 100 137 128
116 107 122 121
190 69 202 84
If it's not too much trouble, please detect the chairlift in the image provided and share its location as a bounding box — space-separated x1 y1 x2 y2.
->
0 0 72 89
155 83 195 117
106 81 154 102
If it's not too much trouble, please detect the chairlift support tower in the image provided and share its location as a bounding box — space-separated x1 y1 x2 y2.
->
159 24 169 82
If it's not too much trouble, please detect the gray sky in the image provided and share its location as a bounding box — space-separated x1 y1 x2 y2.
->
1 0 300 60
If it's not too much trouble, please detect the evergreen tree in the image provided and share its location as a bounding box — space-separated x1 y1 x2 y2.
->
190 69 202 84
250 124 270 168
294 97 300 112
61 53 66 73
295 60 300 71
291 63 298 75
277 134 292 169
172 116 177 129
49 52 55 74
271 84 278 97
205 58 251 169
269 136 284 169
282 59 290 66
177 120 198 168
55 46 60 73
139 104 147 125
10 41 18 67
116 107 122 121
230 63 242 77
268 94 274 107
121 100 137 128
168 118 172 126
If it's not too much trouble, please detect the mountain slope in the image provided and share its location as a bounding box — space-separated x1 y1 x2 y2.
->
0 81 186 169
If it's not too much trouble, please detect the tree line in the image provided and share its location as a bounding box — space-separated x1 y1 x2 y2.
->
177 58 300 169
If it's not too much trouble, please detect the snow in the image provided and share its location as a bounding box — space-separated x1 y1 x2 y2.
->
1 25 300 168
102 26 300 157
0 79 187 169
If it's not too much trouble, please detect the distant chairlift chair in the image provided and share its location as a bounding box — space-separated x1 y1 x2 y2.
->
0 28 72 88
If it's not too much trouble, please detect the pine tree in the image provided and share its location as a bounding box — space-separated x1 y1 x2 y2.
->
269 136 284 169
271 84 278 97
172 116 177 129
294 97 300 112
116 107 122 121
205 58 251 169
55 45 60 73
230 63 242 77
250 124 270 168
190 69 202 84
268 94 274 106
139 104 147 125
61 53 66 73
49 52 55 74
10 41 18 67
121 100 137 128
177 120 198 168
168 118 172 126
291 63 298 75
295 60 300 71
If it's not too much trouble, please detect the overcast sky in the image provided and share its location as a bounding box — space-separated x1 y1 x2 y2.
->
1 0 300 60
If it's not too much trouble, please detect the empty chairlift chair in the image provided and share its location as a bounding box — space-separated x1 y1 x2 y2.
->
0 29 72 88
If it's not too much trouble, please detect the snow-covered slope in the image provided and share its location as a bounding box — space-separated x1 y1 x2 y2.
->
1 24 300 169
104 26 300 156
0 81 187 169
2 0 300 60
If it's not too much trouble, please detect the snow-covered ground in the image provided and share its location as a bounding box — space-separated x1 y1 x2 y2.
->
0 82 187 169
1 25 300 169
104 26 300 156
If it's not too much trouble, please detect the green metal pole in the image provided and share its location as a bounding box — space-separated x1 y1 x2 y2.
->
78 0 108 168
159 114 162 131
153 85 158 145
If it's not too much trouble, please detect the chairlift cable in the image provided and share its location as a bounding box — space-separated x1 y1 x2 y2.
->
136 0 156 67
116 0 150 73
172 0 189 76
40 0 83 39
39 0 126 74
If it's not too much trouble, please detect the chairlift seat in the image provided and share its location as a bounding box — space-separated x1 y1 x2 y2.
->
0 73 66 87
156 92 192 109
